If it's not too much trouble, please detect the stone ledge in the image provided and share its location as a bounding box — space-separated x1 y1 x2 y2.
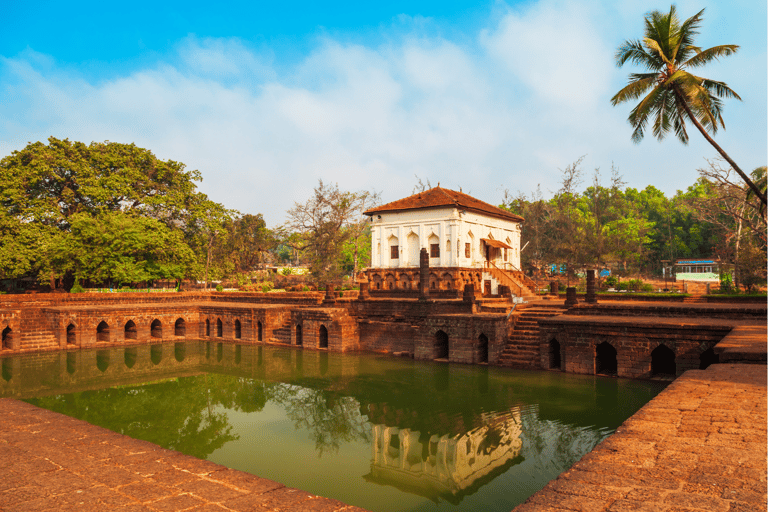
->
0 398 369 512
513 364 767 512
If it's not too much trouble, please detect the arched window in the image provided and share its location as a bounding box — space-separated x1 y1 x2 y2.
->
124 320 137 340
66 324 76 345
407 232 420 267
388 235 399 265
548 339 562 369
428 234 440 259
234 319 242 339
174 318 185 337
1 327 12 350
205 319 211 337
595 342 617 375
651 344 676 376
216 318 223 337
477 334 488 363
257 321 263 342
150 319 162 338
319 325 328 349
434 330 449 360
97 321 110 343
295 323 303 346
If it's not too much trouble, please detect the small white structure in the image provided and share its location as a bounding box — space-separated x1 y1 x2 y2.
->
364 187 530 296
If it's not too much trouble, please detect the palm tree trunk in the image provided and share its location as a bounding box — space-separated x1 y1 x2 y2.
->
678 94 767 206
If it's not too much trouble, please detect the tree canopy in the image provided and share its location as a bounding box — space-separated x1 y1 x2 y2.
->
0 137 233 287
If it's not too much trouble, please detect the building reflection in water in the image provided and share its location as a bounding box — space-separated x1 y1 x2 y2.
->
366 409 523 503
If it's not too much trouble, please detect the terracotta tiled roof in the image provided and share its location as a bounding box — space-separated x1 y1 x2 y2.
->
364 187 524 223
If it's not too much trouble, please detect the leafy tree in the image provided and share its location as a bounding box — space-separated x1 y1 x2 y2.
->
223 214 276 274
46 211 196 287
284 181 374 287
0 137 231 286
611 6 765 206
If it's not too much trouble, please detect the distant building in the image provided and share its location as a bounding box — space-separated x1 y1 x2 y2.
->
363 187 534 297
665 259 723 282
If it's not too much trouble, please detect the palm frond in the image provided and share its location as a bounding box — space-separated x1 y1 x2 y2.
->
610 74 658 105
628 85 664 143
684 44 739 68
644 7 677 59
643 37 670 64
672 102 690 144
615 39 662 69
672 8 704 62
700 78 742 100
652 89 674 140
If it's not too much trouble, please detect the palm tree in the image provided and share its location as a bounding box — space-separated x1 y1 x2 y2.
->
611 6 766 207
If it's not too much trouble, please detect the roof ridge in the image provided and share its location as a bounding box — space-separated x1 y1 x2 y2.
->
436 186 460 206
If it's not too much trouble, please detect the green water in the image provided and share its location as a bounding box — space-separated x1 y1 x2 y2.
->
2 342 667 511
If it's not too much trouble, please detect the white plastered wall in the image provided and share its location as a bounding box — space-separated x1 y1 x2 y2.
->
369 207 521 269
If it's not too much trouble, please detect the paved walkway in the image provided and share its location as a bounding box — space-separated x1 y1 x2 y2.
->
0 399 367 512
514 362 767 511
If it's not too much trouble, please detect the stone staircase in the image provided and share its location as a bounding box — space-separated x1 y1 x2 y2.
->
497 306 564 368
683 296 708 304
269 319 292 345
483 262 538 299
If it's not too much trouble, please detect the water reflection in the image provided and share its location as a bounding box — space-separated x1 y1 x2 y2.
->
1 341 667 512
367 410 523 504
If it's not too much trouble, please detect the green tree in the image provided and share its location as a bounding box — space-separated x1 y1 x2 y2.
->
611 6 765 206
223 214 276 274
46 211 196 287
0 137 231 286
284 181 373 287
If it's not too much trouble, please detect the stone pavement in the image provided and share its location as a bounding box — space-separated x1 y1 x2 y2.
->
514 363 767 511
0 399 368 512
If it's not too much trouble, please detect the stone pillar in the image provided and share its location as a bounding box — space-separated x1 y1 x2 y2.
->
549 281 559 296
585 269 597 304
419 248 429 301
324 284 335 303
358 280 369 301
463 283 476 302
565 287 578 307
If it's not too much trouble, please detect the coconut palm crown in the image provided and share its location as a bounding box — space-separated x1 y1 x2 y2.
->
611 5 766 206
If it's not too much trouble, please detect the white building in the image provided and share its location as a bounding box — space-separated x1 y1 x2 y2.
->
364 187 531 296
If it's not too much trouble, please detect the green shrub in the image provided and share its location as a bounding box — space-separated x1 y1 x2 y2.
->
215 284 224 292
604 276 618 288
719 272 734 294
281 268 293 276
260 281 274 293
641 283 654 292
70 281 85 293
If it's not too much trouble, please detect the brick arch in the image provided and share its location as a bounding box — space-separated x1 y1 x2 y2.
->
594 339 618 376
124 319 138 340
96 320 110 342
66 322 77 345
384 273 396 290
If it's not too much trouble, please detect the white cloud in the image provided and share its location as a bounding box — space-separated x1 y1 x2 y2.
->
0 0 765 226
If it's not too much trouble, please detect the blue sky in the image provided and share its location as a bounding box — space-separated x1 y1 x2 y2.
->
2 0 766 225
